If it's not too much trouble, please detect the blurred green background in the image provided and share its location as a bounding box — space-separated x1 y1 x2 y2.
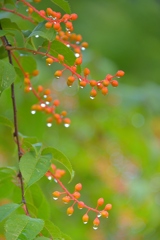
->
0 0 160 239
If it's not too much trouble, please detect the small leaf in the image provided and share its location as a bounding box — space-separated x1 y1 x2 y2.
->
19 151 52 189
41 147 74 182
0 203 21 222
0 115 14 129
43 220 62 238
0 29 7 37
28 21 56 42
51 0 71 14
5 214 44 240
0 60 16 95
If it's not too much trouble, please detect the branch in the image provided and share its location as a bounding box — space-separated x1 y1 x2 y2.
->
0 24 29 216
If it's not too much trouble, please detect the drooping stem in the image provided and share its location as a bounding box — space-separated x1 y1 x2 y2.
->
0 25 29 216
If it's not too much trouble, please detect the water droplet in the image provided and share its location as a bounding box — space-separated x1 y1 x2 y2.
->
93 226 98 230
43 95 47 98
45 101 50 105
48 63 51 66
29 87 32 90
47 176 52 180
47 123 52 127
80 86 84 89
35 35 39 38
56 76 60 79
66 44 70 48
117 76 120 79
26 9 28 12
76 41 80 44
67 213 72 216
75 53 80 58
90 96 95 100
41 103 46 107
78 78 82 82
64 123 70 128
81 47 85 51
97 214 101 218
83 221 88 224
31 110 36 115
53 197 58 200
54 178 58 183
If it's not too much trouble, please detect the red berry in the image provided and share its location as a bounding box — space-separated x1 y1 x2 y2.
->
111 80 118 87
75 183 82 191
97 197 104 206
116 70 125 77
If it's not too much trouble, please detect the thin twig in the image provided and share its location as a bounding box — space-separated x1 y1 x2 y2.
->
0 24 30 216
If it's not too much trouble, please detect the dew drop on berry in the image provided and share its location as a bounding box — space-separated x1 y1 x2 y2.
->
45 101 50 105
64 123 70 128
75 53 80 58
66 44 70 48
53 197 58 200
41 103 46 107
47 123 52 127
93 225 98 230
83 221 88 224
47 176 52 180
35 35 39 38
29 87 32 90
76 41 80 44
31 110 36 114
81 47 85 51
90 96 95 100
97 214 101 218
43 95 47 98
48 63 51 66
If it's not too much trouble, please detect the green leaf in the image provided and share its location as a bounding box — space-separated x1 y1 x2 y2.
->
41 147 74 182
0 30 7 37
0 45 8 59
28 21 56 42
43 220 62 239
26 184 50 219
49 40 76 66
0 115 14 129
0 203 21 222
0 60 16 95
19 151 52 189
35 237 50 240
5 214 44 240
18 55 37 73
51 0 71 14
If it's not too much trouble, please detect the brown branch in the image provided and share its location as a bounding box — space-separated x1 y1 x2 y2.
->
0 24 30 216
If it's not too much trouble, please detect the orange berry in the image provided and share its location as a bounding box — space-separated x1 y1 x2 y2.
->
83 68 90 76
62 14 70 21
54 169 65 178
100 210 109 218
90 88 97 98
103 79 110 87
28 7 33 14
70 13 78 21
62 196 70 204
78 201 85 209
106 74 113 81
111 80 118 87
81 42 88 48
32 69 39 76
53 99 60 106
37 85 43 92
104 203 112 211
47 117 53 123
79 80 87 88
46 58 54 64
45 107 52 114
101 87 108 95
24 86 31 92
116 70 125 77
90 80 97 87
93 217 100 227
53 22 61 31
76 34 82 42
39 10 46 16
82 214 89 224
73 191 81 199
97 82 103 89
54 70 62 77
75 57 82 65
75 183 82 191
24 77 30 84
58 54 64 62
63 118 71 125
61 111 67 117
52 191 60 198
51 164 56 171
55 12 61 19
67 206 74 216
44 89 51 95
97 197 104 206
24 72 30 78
45 22 52 29
46 8 53 16
68 76 75 83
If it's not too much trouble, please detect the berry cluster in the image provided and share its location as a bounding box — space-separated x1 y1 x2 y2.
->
46 164 112 230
